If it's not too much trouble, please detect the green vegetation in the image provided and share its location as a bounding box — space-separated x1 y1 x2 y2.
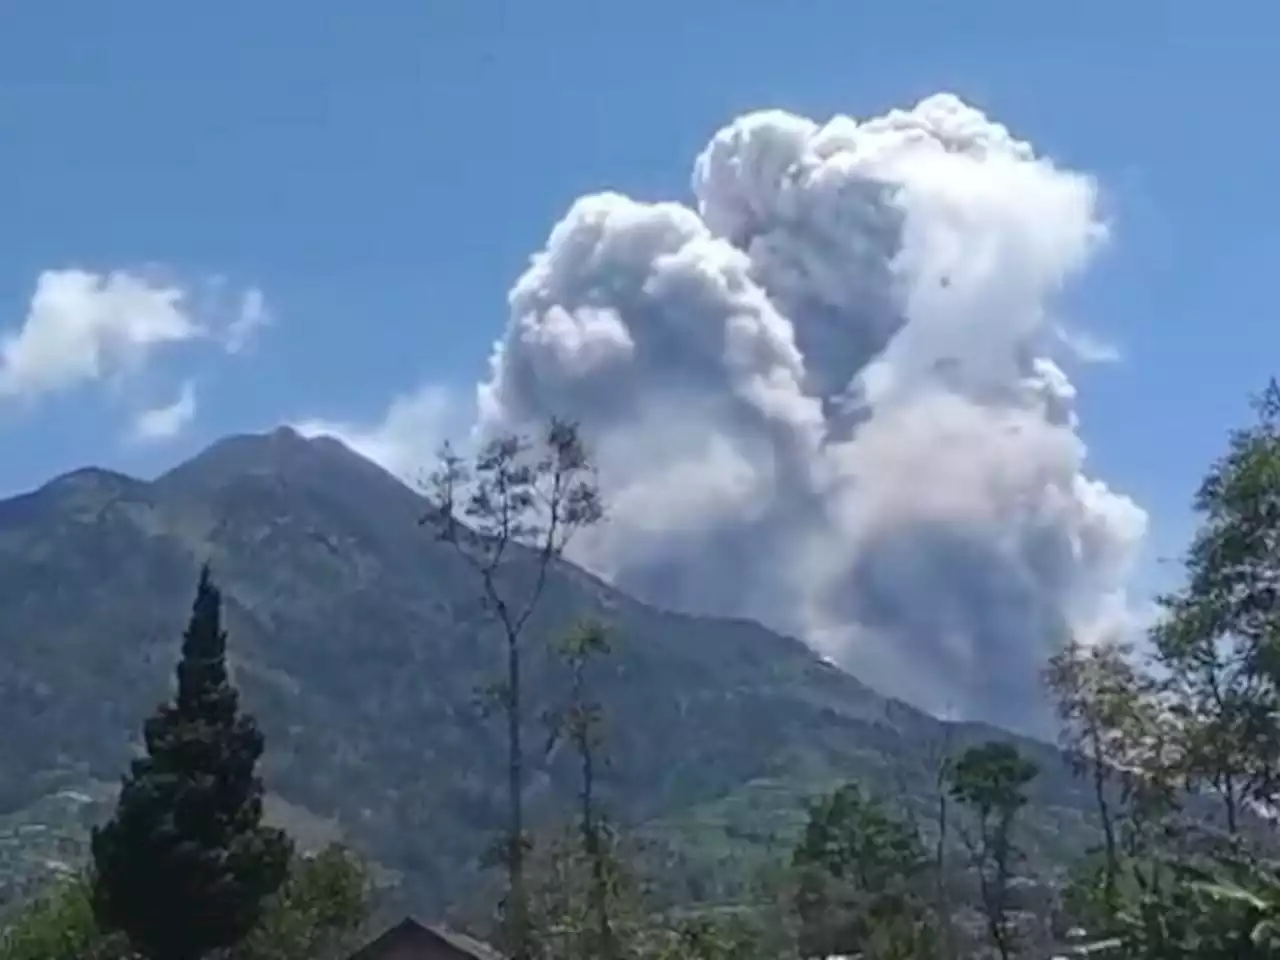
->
236 844 372 960
546 619 618 960
0 848 371 960
0 425 1099 913
946 743 1039 960
91 567 292 960
0 568 372 960
790 783 933 959
6 386 1280 958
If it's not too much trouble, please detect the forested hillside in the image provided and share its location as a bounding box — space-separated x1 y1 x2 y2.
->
0 426 1096 914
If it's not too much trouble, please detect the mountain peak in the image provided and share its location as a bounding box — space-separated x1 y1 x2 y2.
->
41 466 141 494
153 425 423 511
27 465 147 511
156 426 323 488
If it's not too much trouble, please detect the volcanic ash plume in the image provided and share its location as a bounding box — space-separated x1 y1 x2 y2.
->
476 94 1147 733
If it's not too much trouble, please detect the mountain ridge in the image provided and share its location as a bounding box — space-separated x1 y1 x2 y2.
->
0 428 1096 910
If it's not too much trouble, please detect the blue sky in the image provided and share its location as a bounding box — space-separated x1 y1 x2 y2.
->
1 1 1276 604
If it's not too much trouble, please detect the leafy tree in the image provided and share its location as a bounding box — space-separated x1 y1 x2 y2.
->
0 873 126 960
0 846 370 960
234 844 372 960
1151 379 1280 831
947 742 1038 960
643 913 780 960
791 782 935 959
1044 635 1198 951
1044 637 1156 919
524 824 647 960
544 619 618 960
1056 380 1280 959
91 566 292 960
1177 850 1280 956
426 419 603 960
1081 839 1280 960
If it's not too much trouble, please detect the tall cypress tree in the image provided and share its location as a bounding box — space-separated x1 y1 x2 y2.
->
91 565 292 960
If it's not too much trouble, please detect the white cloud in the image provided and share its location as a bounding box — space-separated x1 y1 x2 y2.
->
0 270 199 401
224 287 271 355
130 380 197 443
1055 324 1122 364
0 268 272 444
0 269 270 411
293 383 465 485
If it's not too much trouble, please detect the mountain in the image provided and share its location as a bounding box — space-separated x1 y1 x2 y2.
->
0 428 1099 910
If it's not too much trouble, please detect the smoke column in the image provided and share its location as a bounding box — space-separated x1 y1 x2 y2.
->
476 94 1147 733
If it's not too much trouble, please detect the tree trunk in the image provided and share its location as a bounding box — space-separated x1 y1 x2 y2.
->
1090 733 1119 915
507 634 528 960
580 735 613 960
1223 772 1240 835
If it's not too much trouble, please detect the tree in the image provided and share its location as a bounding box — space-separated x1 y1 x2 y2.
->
947 741 1039 960
643 913 781 960
1090 838 1280 960
0 873 126 960
791 782 935 959
1172 849 1280 957
1044 636 1157 919
523 824 649 960
1 847 370 960
1151 379 1280 831
924 719 958 960
544 619 619 960
91 566 292 960
425 419 604 960
1057 380 1280 960
235 844 372 960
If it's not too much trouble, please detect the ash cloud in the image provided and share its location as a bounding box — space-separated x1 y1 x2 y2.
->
476 94 1146 733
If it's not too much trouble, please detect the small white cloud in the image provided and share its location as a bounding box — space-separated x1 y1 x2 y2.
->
0 270 200 401
130 380 197 443
224 287 270 355
293 383 466 483
1056 324 1121 364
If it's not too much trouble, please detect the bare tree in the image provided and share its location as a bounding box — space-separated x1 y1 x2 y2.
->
424 419 603 960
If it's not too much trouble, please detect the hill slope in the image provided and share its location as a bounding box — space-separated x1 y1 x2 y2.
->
0 428 1097 909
